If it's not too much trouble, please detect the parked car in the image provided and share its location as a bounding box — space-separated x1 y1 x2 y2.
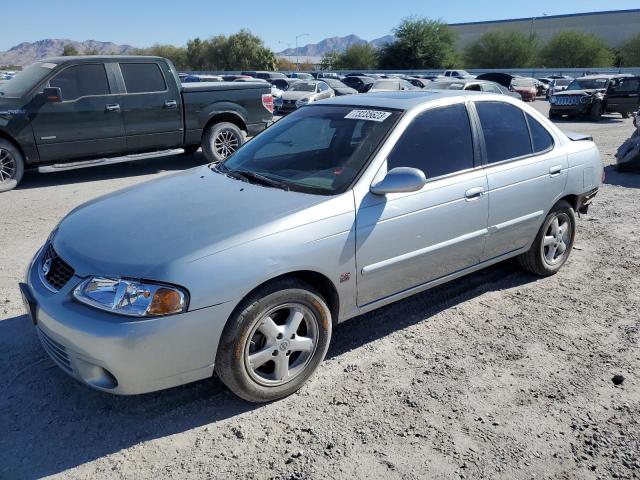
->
549 75 640 121
274 80 334 113
221 74 253 81
443 70 475 79
312 72 341 80
180 74 223 83
428 79 521 100
20 90 602 402
341 75 375 93
406 77 432 89
475 72 515 88
287 72 314 80
368 79 419 92
615 111 640 171
242 71 287 81
270 78 301 91
536 78 551 96
321 78 357 96
510 77 538 102
0 56 273 192
547 78 572 98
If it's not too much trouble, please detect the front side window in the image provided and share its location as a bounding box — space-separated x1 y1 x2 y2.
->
610 77 640 93
475 101 532 163
220 105 399 194
49 64 110 101
120 63 166 93
387 103 475 179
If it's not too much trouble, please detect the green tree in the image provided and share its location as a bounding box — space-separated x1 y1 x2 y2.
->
134 44 189 69
62 44 79 56
465 30 537 68
335 44 378 70
378 17 457 69
619 33 640 67
319 51 340 70
186 37 208 70
538 31 613 68
84 48 100 56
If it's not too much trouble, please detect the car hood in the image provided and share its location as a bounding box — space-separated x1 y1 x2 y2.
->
281 90 314 101
555 89 603 96
53 166 330 279
335 87 357 95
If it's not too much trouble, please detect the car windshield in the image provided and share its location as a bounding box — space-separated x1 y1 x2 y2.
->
511 78 535 87
0 61 55 97
290 82 317 92
567 78 609 90
372 80 399 90
219 105 400 195
429 81 464 90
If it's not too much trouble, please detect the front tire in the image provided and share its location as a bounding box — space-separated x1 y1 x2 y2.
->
215 279 332 403
589 102 602 122
202 122 244 163
0 140 25 193
518 200 576 276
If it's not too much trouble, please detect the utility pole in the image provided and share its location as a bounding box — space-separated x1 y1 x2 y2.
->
295 33 310 71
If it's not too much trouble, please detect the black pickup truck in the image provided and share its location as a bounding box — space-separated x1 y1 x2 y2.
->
0 56 274 191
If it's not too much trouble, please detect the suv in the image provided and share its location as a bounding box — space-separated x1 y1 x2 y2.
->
549 75 640 120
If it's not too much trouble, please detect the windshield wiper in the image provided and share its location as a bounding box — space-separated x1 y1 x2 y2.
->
234 169 290 191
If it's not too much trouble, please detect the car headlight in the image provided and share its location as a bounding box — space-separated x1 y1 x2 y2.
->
549 96 557 104
74 277 188 317
296 97 313 107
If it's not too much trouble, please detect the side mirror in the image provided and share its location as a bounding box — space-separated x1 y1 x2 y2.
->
42 87 62 103
370 167 426 195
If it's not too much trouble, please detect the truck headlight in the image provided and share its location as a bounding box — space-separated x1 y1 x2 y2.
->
74 277 188 317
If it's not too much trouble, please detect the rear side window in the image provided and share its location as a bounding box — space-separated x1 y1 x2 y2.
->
120 63 167 93
476 102 532 163
387 103 475 179
526 113 554 153
49 64 110 101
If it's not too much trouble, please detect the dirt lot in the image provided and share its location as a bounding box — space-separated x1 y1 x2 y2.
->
1 101 638 480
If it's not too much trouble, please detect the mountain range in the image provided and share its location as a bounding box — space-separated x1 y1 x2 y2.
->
277 34 395 57
0 39 135 66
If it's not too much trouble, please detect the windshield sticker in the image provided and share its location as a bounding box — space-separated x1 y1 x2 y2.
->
344 110 392 122
40 63 57 69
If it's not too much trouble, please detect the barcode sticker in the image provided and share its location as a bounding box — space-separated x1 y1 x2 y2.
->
344 109 392 122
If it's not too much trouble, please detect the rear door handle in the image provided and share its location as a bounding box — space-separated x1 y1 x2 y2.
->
164 100 178 109
549 165 563 176
105 103 120 113
465 187 484 200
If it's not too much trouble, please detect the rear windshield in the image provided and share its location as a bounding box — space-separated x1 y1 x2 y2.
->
429 81 464 90
219 105 400 195
0 62 56 97
290 82 317 92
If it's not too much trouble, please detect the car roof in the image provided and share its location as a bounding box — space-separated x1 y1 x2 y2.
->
577 74 620 80
314 90 486 111
40 55 167 64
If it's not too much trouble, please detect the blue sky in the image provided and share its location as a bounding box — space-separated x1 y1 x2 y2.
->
1 0 638 52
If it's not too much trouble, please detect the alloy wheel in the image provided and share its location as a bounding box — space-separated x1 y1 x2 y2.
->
213 129 240 159
244 303 319 386
0 148 16 183
541 213 572 265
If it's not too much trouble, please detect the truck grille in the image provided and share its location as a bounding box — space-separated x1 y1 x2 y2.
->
42 244 75 291
38 328 73 374
555 95 582 106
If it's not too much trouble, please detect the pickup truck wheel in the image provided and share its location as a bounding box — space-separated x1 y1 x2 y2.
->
0 140 24 193
215 279 332 403
518 200 576 276
202 122 244 163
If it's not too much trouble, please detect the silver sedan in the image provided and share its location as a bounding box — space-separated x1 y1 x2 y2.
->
21 91 603 402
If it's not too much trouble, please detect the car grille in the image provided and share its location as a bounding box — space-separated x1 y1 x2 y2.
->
555 95 582 106
38 328 73 374
42 244 75 291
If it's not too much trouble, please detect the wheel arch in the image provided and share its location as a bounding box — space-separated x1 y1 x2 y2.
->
203 112 248 138
0 129 26 161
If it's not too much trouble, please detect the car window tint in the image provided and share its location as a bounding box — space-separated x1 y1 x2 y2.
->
120 63 166 93
476 101 532 163
254 116 335 158
387 103 474 179
612 78 640 93
49 64 110 101
526 113 554 153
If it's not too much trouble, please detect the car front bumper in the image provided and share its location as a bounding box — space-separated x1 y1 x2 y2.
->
549 103 591 115
21 246 237 395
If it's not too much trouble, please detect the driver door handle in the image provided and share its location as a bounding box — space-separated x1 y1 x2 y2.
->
105 103 120 113
465 187 484 200
164 100 178 109
549 165 563 176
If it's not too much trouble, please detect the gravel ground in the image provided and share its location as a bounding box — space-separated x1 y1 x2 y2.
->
1 101 638 480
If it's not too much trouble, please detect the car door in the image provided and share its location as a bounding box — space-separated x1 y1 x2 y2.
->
116 61 183 152
473 100 568 261
606 77 640 114
354 102 489 307
317 81 332 99
30 63 126 162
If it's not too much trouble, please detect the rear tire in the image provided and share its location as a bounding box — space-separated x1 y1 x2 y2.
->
215 279 332 403
0 139 25 193
518 200 576 276
202 122 245 163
